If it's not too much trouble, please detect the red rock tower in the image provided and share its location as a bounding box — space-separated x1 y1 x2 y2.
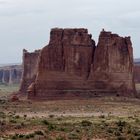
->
89 30 136 96
19 49 40 93
24 28 136 99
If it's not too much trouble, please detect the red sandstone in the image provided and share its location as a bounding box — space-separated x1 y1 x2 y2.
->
21 28 136 100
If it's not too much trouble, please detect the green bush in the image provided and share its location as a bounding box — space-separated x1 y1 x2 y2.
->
132 128 140 136
68 132 80 139
18 134 24 138
116 136 126 140
42 120 50 125
15 115 20 119
107 128 114 134
45 123 57 131
12 134 19 139
116 120 126 127
81 120 92 127
58 127 67 132
0 112 6 118
114 130 121 136
10 119 17 123
49 114 54 118
25 133 35 139
99 115 105 119
56 136 66 140
34 130 44 135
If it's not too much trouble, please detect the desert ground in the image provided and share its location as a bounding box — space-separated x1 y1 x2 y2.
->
0 84 140 140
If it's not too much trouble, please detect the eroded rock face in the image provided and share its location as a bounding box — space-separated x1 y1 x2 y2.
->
27 28 136 99
90 30 136 96
28 28 96 99
19 49 40 93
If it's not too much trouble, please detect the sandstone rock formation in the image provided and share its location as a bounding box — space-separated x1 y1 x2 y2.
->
25 28 136 99
19 49 40 93
0 65 22 85
90 31 136 96
134 64 140 83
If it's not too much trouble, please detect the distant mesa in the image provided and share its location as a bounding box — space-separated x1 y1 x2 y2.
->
19 28 138 99
0 64 22 85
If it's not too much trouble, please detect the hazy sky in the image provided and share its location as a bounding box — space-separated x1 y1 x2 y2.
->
0 0 140 63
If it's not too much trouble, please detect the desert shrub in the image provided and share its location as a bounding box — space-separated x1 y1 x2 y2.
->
10 119 17 123
81 120 92 127
131 129 140 136
135 118 140 123
118 126 123 133
68 132 80 139
18 134 25 138
99 115 105 119
0 99 6 104
116 120 126 127
47 123 57 131
42 120 50 125
107 128 114 134
116 136 126 140
34 130 44 135
57 127 67 132
15 115 20 119
57 117 63 121
0 120 6 126
56 136 66 140
43 120 57 131
49 114 54 118
114 130 121 136
0 112 6 118
25 133 35 139
11 134 19 139
24 114 27 118
75 129 80 133
21 122 25 127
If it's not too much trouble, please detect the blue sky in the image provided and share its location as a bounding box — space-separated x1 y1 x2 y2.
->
0 0 140 63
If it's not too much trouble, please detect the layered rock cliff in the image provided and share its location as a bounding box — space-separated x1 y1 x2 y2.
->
90 30 135 96
25 28 136 99
19 49 40 93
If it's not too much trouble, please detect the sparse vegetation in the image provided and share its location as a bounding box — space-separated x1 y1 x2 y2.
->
0 85 140 139
81 120 92 126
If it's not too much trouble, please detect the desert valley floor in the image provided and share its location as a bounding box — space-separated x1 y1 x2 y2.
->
0 84 140 140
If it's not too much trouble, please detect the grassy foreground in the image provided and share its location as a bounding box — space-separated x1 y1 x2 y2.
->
0 111 140 140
